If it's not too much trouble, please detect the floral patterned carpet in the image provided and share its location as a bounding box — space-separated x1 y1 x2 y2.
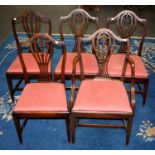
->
0 33 155 149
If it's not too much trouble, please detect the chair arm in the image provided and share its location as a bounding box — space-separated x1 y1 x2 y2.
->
57 41 67 82
70 53 82 110
126 56 136 114
57 40 66 54
70 82 76 111
126 56 135 79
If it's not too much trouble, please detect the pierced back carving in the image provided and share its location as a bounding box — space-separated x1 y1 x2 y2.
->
12 9 51 54
115 11 137 38
29 34 54 81
68 10 89 36
59 8 99 52
78 28 130 78
106 10 147 56
21 11 42 38
21 34 64 83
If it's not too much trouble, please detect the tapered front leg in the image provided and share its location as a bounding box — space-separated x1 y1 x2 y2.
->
71 114 76 143
6 74 15 102
143 79 149 106
65 114 71 143
126 116 133 145
13 114 23 144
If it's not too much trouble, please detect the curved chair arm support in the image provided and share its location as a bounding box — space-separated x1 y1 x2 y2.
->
70 37 85 110
70 54 82 109
71 37 85 80
126 56 136 113
126 56 135 79
130 78 136 114
60 42 67 82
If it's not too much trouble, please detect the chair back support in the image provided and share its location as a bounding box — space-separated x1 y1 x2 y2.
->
21 34 65 83
59 8 99 52
12 9 51 54
74 28 131 79
106 10 147 56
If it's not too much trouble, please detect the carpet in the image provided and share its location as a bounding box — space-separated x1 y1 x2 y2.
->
0 33 155 150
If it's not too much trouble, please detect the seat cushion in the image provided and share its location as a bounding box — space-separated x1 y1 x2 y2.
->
13 82 68 112
72 79 132 113
7 53 51 74
55 53 98 75
108 54 148 78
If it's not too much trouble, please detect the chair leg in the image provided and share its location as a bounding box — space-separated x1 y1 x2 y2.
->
71 114 76 143
54 74 58 81
6 74 15 103
65 114 71 143
13 114 23 144
143 79 149 106
126 116 133 145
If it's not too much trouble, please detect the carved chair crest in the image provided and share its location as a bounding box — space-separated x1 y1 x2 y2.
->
13 9 51 38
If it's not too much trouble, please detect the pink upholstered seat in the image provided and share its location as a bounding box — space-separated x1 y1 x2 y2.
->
108 54 148 78
55 53 98 75
7 53 51 74
14 82 68 112
73 79 132 113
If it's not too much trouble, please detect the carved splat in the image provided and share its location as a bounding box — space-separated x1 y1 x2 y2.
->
68 10 89 37
116 11 137 38
106 10 147 56
21 11 41 38
12 9 51 49
60 8 99 52
80 28 130 77
29 34 59 81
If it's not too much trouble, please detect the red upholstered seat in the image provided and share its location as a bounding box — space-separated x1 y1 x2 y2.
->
55 53 98 75
14 82 68 112
108 53 148 78
7 53 51 74
73 79 132 113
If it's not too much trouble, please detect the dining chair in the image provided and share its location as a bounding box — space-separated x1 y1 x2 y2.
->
106 10 148 106
54 8 99 87
70 28 135 144
12 33 70 144
6 9 52 102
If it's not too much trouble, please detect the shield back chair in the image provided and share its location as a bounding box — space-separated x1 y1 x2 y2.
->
6 9 52 102
54 8 100 86
106 10 148 106
70 28 136 145
12 33 70 144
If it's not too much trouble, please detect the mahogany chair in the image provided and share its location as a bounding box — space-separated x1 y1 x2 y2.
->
12 33 70 144
54 8 99 86
6 9 52 102
106 10 148 106
70 28 135 145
